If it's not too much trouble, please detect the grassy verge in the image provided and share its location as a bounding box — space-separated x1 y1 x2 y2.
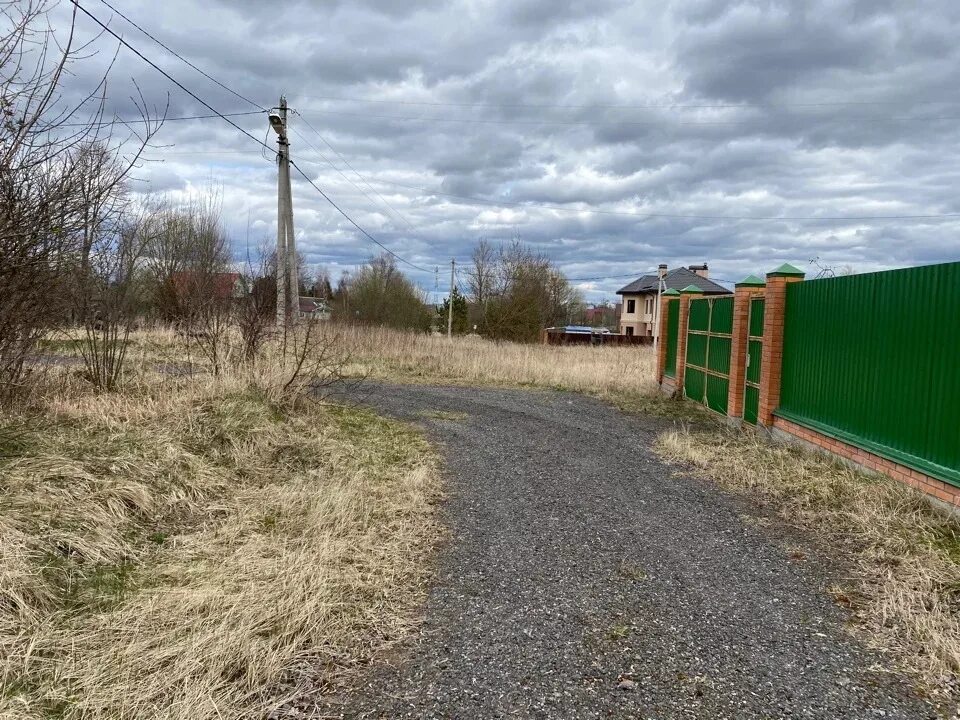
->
1 361 442 719
656 425 960 703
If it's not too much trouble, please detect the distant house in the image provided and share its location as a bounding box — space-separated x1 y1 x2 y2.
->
616 264 728 337
582 303 621 329
170 271 245 301
298 296 331 321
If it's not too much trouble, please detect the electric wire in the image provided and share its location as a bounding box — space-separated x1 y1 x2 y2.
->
298 107 960 129
371 178 960 222
292 110 418 232
289 159 431 272
95 0 267 111
303 94 960 111
72 0 432 274
289 125 418 233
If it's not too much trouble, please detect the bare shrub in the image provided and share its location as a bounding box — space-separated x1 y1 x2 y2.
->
0 2 161 402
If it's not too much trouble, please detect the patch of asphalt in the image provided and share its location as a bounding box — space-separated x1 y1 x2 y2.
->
323 383 937 720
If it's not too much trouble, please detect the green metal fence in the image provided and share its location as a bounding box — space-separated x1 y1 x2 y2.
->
779 261 960 487
664 299 679 378
743 296 764 425
684 295 734 414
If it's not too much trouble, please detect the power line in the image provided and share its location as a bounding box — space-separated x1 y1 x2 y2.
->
291 110 418 232
567 269 658 282
143 142 960 224
52 110 265 128
290 159 431 272
71 0 274 155
373 178 960 222
95 0 266 112
298 107 960 129
71 0 432 275
303 94 960 112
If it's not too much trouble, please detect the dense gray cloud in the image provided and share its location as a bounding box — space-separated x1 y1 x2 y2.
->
51 0 960 300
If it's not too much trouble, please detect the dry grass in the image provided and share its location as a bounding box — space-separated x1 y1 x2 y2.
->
656 426 960 701
320 324 658 397
1 348 442 719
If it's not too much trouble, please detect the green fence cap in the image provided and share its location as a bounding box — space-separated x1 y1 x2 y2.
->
735 274 766 287
662 288 681 296
680 284 703 294
767 262 805 278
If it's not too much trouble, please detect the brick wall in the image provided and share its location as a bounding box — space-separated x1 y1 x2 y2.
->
773 417 960 508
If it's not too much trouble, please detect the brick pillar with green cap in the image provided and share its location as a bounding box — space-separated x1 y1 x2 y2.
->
674 284 703 397
656 288 681 385
758 263 805 427
726 275 766 421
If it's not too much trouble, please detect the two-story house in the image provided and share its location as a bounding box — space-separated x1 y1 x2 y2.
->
616 264 728 337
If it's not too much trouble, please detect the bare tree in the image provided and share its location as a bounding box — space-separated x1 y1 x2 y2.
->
173 190 234 374
236 241 274 363
465 238 496 306
0 1 163 400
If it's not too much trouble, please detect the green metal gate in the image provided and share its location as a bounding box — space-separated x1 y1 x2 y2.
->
743 296 764 425
664 298 680 378
684 295 733 414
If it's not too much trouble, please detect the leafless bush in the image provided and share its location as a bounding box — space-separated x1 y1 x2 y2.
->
0 1 162 401
236 242 275 363
270 319 358 408
75 209 151 390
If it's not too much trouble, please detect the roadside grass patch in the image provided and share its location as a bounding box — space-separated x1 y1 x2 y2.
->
655 425 960 701
0 366 442 720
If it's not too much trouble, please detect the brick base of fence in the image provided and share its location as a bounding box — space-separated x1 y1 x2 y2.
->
772 417 960 509
660 376 676 396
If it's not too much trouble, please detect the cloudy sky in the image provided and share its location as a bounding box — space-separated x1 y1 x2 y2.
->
57 0 960 301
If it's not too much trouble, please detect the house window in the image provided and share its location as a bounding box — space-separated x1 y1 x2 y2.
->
625 326 634 336
627 299 636 314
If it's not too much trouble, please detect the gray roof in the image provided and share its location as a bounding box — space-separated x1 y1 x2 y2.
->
616 267 729 295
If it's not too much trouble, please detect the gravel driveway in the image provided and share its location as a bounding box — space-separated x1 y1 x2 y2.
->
327 383 935 719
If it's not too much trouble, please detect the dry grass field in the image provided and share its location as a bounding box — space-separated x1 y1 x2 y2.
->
325 324 659 396
8 324 960 711
0 341 442 719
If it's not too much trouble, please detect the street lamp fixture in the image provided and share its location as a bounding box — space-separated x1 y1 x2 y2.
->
268 112 285 137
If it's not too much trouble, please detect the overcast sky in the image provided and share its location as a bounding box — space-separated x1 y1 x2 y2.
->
58 0 960 301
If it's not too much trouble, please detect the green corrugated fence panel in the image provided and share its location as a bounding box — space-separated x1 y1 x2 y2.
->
707 336 731 374
710 296 734 334
665 299 679 377
748 297 765 337
706 375 729 414
684 368 705 403
746 339 763 384
686 333 708 368
744 385 760 425
688 298 710 331
779 261 960 487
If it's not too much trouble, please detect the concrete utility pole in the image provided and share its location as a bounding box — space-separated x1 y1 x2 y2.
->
270 97 297 327
447 258 455 338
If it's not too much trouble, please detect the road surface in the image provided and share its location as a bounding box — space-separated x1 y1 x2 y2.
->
325 383 933 719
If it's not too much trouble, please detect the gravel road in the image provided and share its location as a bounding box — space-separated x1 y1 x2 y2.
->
326 383 935 719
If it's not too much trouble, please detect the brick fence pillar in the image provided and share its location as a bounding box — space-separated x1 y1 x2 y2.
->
674 285 703 397
726 275 766 421
757 263 805 427
656 288 679 383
